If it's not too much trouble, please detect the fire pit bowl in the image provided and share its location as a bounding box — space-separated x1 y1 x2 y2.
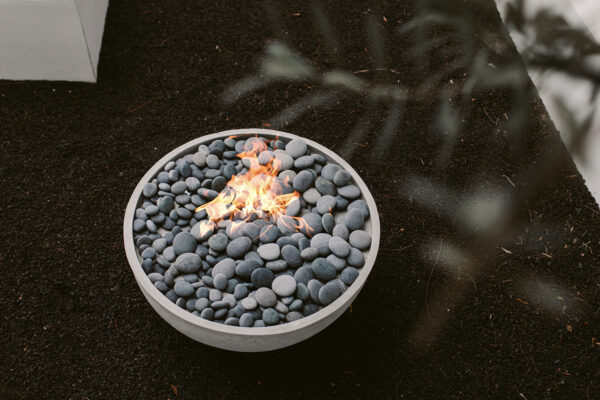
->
124 128 380 352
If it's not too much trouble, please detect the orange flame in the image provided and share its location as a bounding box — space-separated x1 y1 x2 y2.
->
196 137 311 237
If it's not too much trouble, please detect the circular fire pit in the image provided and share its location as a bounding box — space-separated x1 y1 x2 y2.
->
124 128 380 352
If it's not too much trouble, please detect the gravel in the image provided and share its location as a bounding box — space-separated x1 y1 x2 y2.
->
133 135 374 327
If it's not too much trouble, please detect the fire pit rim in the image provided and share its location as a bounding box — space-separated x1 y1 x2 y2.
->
124 128 380 349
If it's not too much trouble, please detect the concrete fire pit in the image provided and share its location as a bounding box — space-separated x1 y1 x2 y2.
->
123 128 380 352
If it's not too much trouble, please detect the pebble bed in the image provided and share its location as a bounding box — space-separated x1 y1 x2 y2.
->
132 135 372 327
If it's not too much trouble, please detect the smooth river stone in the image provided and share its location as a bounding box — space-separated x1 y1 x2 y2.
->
226 236 252 258
320 164 341 181
174 253 202 273
310 258 336 281
337 184 361 200
315 177 337 196
255 287 277 308
310 233 332 256
328 236 351 257
211 258 236 279
173 232 197 255
349 230 372 250
257 243 280 261
344 208 365 231
292 170 314 193
315 195 336 215
285 138 307 158
272 275 297 297
333 169 352 186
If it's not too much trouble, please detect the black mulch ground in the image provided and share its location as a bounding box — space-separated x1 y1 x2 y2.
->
1 1 599 399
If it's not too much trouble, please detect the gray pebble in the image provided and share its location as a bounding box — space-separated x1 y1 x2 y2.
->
141 247 156 259
224 317 239 326
165 290 177 303
213 274 228 290
173 232 197 255
192 152 207 167
185 177 201 192
262 308 280 325
311 257 336 281
242 223 260 242
163 246 176 261
300 213 323 235
259 225 280 243
275 301 289 314
226 236 252 258
200 308 215 320
285 139 307 158
257 243 280 261
235 260 260 280
300 247 318 261
329 236 351 257
315 177 337 196
315 195 336 215
196 287 210 298
253 320 266 327
347 247 365 267
133 219 146 232
310 233 332 256
258 150 273 165
157 196 174 213
195 297 210 312
284 198 301 216
332 224 349 240
336 195 349 210
307 279 324 303
171 181 187 195
338 184 361 199
294 155 314 169
168 169 179 183
214 308 228 319
320 164 341 181
275 152 294 170
344 208 365 231
333 170 351 186
289 299 303 311
211 176 227 192
143 182 158 197
206 154 220 169
211 258 236 279
255 287 277 307
318 281 342 305
226 221 246 240
241 297 258 310
239 313 255 327
294 265 314 285
265 259 287 272
296 283 310 301
198 188 218 201
208 233 229 252
303 188 321 205
321 213 335 233
251 268 274 288
349 230 372 250
174 281 194 297
157 171 170 183
272 275 297 297
327 254 346 271
292 170 313 192
174 253 202 273
348 199 370 218
147 272 163 283
341 267 360 285
234 284 249 300
281 245 302 268
145 205 159 216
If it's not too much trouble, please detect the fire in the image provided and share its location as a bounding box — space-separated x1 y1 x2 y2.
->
196 137 311 238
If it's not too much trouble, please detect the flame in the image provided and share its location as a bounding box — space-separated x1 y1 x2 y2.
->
196 137 312 238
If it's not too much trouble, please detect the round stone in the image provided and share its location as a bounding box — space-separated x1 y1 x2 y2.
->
265 259 287 272
152 238 167 253
347 247 365 267
206 154 220 169
174 253 202 273
235 260 260 280
272 275 296 297
310 258 336 281
208 233 229 252
173 232 197 255
300 213 323 235
281 245 302 268
328 236 351 257
251 268 274 288
332 224 349 240
341 267 360 285
259 225 280 243
141 247 156 259
303 188 321 205
192 152 207 167
321 213 334 233
316 195 336 215
262 308 280 325
157 196 174 213
145 205 159 216
241 297 258 310
143 182 157 197
333 170 352 186
242 223 260 242
285 138 307 158
275 152 294 170
348 199 370 218
315 177 337 196
211 258 236 279
226 236 252 258
296 283 310 300
209 288 223 301
310 233 332 256
133 219 146 232
284 198 301 216
338 184 361 199
195 297 210 312
286 311 303 322
211 176 227 192
293 170 314 193
171 181 187 195
255 287 277 307
318 281 342 305
320 164 341 181
327 254 346 271
293 265 314 285
307 279 324 303
300 247 318 261
174 281 194 297
344 208 365 231
294 155 314 169
213 274 228 291
257 243 280 261
185 177 201 192
239 313 255 327
349 230 372 250
233 284 249 299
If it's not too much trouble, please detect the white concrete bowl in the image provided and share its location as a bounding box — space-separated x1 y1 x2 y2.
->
124 128 380 352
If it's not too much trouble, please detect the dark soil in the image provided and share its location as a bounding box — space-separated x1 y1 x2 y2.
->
1 1 598 399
